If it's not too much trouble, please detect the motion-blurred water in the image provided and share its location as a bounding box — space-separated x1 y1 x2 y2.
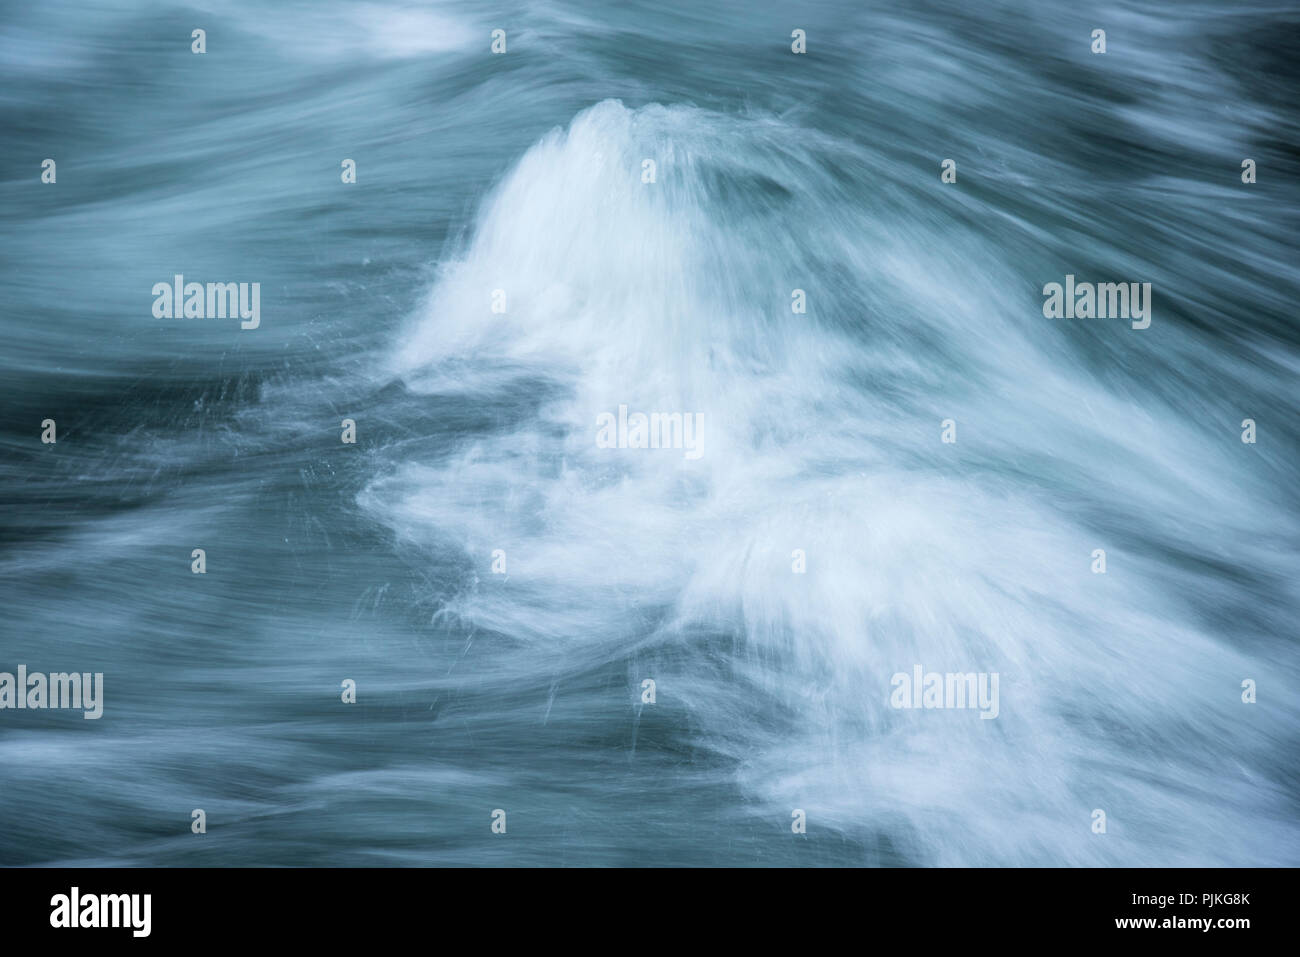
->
1 0 1298 866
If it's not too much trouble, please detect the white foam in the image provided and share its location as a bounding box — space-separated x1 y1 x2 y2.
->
365 99 1300 865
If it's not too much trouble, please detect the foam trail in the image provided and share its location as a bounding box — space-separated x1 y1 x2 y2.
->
365 100 1300 865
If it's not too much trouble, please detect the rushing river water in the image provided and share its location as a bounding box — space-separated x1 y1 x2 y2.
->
1 0 1298 866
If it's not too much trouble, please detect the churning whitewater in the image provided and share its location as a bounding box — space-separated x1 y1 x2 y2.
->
1 0 1297 868
362 99 1299 866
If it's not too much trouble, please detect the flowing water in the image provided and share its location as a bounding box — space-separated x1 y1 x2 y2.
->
1 0 1298 866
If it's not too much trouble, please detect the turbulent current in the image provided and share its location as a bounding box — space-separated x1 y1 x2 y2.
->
1 0 1297 866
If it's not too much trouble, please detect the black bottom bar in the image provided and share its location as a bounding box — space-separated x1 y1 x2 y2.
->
0 867 1280 944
